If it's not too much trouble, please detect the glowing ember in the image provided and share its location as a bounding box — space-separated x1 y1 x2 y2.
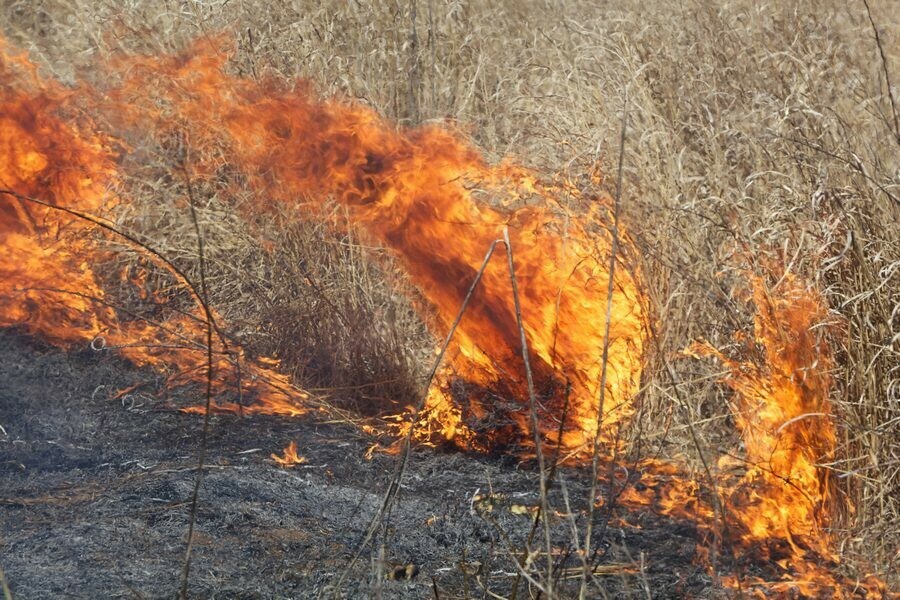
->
271 441 306 468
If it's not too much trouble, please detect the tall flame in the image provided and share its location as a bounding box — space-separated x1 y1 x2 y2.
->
0 38 308 417
2 36 646 449
94 37 648 451
0 38 116 345
715 276 837 556
688 274 886 597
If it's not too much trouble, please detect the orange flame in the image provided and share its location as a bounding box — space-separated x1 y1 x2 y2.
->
0 37 309 417
0 39 116 345
692 275 837 555
89 37 648 451
688 273 887 597
271 441 306 468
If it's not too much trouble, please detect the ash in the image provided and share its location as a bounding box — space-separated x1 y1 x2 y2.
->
0 330 708 598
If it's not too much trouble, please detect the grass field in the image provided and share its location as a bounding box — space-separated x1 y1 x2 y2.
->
1 0 897 596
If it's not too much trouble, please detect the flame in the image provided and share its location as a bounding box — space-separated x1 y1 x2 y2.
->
686 273 888 597
0 39 116 345
610 272 889 596
91 36 648 451
271 441 306 467
1 35 888 596
693 275 837 555
1 34 648 450
0 37 308 417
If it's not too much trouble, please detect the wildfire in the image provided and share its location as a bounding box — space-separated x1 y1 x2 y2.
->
613 273 887 596
0 38 115 345
0 35 889 597
91 36 648 452
710 276 837 557
685 273 887 597
0 37 308 418
271 441 306 468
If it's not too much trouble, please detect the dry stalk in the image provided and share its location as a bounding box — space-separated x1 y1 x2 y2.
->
330 238 505 597
861 0 900 144
580 100 627 600
510 383 570 599
0 564 12 600
177 153 218 600
0 186 229 598
406 0 420 124
502 226 555 598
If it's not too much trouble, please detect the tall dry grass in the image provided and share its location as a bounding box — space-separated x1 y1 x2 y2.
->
2 0 896 589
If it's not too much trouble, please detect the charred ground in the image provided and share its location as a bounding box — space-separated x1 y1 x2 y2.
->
0 330 709 599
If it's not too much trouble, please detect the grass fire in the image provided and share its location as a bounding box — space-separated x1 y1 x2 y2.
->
0 2 897 598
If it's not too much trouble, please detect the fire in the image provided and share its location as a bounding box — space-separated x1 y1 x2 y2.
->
271 441 306 467
695 275 838 556
0 37 308 418
0 35 888 596
1 34 640 450
687 273 886 597
1 41 116 345
93 36 648 452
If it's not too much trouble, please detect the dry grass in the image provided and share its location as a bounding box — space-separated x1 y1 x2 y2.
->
2 0 897 591
107 141 435 415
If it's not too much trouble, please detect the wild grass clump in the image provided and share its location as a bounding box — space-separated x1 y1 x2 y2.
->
110 149 434 414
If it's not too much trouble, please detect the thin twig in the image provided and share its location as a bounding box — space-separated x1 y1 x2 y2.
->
406 0 421 124
502 226 554 599
580 99 627 600
178 154 218 600
511 382 570 600
0 189 229 345
862 0 900 144
656 357 726 588
0 190 253 424
11 286 207 349
0 563 12 600
329 238 504 597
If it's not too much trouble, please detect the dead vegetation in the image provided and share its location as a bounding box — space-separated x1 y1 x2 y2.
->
1 0 897 596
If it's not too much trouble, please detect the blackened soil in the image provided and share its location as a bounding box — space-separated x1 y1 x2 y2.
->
0 330 710 599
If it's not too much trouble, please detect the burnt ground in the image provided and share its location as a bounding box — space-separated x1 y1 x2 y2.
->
0 329 711 599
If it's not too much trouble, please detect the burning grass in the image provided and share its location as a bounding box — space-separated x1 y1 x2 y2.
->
1 0 898 597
